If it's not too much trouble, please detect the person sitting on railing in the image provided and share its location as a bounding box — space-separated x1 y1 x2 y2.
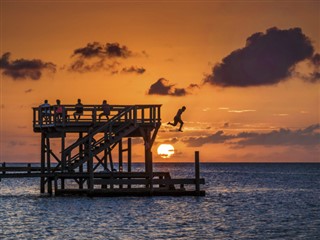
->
55 99 69 122
73 98 83 121
99 100 111 121
39 99 51 123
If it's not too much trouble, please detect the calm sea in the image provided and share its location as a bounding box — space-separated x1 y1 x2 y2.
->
0 163 319 240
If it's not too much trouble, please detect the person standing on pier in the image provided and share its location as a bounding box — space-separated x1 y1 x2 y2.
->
39 99 51 123
99 100 111 121
55 99 64 122
168 106 186 132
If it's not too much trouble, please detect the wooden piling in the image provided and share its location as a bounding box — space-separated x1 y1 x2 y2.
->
61 134 65 189
46 137 52 195
79 132 84 189
195 151 200 195
40 133 45 193
127 138 132 173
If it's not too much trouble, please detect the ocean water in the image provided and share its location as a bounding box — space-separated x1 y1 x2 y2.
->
0 163 319 240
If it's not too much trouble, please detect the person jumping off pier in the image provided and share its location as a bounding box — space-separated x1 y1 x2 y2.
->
168 106 186 132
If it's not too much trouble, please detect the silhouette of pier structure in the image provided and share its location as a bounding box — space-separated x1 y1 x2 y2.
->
0 104 205 196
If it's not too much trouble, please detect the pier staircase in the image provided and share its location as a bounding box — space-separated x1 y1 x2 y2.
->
63 106 138 170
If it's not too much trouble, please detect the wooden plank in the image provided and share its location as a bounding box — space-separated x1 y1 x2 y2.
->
55 188 205 197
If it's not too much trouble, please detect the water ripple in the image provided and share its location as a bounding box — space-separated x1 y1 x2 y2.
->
1 163 320 239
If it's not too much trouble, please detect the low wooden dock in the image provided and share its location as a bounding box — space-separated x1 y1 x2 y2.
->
0 104 205 197
0 158 205 197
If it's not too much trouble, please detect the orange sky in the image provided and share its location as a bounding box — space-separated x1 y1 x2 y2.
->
0 0 319 163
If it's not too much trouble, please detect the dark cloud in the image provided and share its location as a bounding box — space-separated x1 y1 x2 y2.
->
0 52 56 80
308 53 320 82
204 27 315 87
183 130 234 147
121 66 146 74
183 124 320 147
311 53 320 66
73 42 104 58
73 42 132 59
69 42 146 73
105 43 132 58
237 125 320 147
188 83 200 89
148 78 197 97
69 59 120 73
148 78 173 95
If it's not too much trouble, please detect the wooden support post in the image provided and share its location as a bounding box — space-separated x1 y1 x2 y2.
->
40 133 45 193
118 139 123 172
46 137 52 195
195 151 200 195
118 140 123 189
104 133 108 170
127 138 132 173
88 137 94 191
109 148 114 171
148 151 153 192
54 176 58 196
61 134 65 189
92 107 96 125
2 162 6 174
127 138 132 189
27 163 31 174
79 132 84 189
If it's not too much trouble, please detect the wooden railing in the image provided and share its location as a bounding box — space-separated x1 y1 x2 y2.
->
33 104 161 128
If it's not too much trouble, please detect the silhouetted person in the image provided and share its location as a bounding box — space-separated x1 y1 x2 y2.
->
73 98 83 121
39 99 51 123
99 100 111 121
55 99 68 122
168 106 186 132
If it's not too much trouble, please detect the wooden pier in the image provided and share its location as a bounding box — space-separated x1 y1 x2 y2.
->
0 104 205 196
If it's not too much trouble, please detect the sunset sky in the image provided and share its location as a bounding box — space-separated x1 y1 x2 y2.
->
0 0 319 163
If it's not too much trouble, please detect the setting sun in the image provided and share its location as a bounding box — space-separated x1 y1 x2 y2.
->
157 144 175 158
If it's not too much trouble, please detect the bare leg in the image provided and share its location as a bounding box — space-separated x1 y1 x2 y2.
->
178 120 184 131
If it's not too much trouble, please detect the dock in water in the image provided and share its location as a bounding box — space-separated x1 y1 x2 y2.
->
0 104 205 196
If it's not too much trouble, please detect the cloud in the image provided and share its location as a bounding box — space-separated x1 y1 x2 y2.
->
204 27 316 87
183 124 320 147
0 52 56 80
308 53 320 82
25 88 33 93
218 107 256 113
73 42 132 59
148 78 198 97
237 125 320 147
121 66 146 74
69 42 146 74
69 58 120 73
228 109 256 113
183 130 234 147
